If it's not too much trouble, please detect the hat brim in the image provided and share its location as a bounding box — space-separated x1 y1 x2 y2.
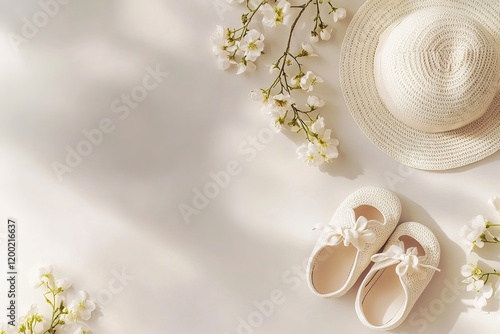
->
340 0 500 170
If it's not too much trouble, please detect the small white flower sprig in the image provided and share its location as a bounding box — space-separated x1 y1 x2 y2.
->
460 197 500 311
461 262 500 310
460 215 500 254
0 265 95 334
211 0 347 166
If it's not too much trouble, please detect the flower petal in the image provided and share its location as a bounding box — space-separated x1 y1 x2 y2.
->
460 264 473 277
471 215 486 229
474 280 485 291
489 196 500 214
475 295 488 309
483 284 493 298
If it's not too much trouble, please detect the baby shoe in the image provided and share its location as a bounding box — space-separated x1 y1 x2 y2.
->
355 222 441 330
306 186 401 298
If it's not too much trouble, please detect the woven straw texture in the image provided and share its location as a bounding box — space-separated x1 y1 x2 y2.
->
307 187 401 298
340 0 500 170
356 222 441 330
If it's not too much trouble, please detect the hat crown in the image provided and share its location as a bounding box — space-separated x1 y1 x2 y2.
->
376 8 500 133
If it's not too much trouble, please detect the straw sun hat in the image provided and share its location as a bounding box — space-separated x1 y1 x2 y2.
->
340 0 500 170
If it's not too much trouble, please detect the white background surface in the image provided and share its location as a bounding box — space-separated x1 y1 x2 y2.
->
0 0 499 333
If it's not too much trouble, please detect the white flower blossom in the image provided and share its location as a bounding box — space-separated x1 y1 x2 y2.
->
310 32 319 43
461 263 481 280
460 215 491 253
467 280 494 309
317 130 340 160
216 51 231 70
18 305 44 332
68 291 96 321
310 116 340 161
332 8 347 22
63 309 79 324
261 0 292 27
460 262 496 309
299 43 318 57
32 264 53 288
297 117 339 166
268 63 279 75
239 29 265 62
262 93 295 131
250 89 269 103
236 60 257 74
320 28 331 40
297 142 324 166
211 26 235 70
307 96 325 109
297 139 338 166
310 116 325 134
466 278 485 293
300 71 323 92
270 93 294 111
489 196 500 215
0 323 16 334
55 278 72 292
267 106 288 132
290 73 303 89
211 26 231 55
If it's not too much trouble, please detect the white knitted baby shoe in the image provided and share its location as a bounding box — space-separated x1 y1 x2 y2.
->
355 222 441 330
306 186 401 298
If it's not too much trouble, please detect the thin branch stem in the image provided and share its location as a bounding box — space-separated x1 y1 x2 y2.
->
268 0 313 93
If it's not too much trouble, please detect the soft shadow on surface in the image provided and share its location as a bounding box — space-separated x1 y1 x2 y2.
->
4 1 496 333
319 147 365 179
6 2 366 334
1 0 243 200
391 194 468 334
434 150 500 175
0 1 287 333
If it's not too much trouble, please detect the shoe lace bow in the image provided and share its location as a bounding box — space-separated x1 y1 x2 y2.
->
371 240 440 278
314 209 377 250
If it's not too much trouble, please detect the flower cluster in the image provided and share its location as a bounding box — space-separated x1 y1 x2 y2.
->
0 265 96 334
460 215 500 254
211 0 347 166
460 197 500 311
212 25 264 74
296 116 339 166
461 262 500 310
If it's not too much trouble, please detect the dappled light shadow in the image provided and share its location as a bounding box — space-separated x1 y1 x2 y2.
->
0 1 499 333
